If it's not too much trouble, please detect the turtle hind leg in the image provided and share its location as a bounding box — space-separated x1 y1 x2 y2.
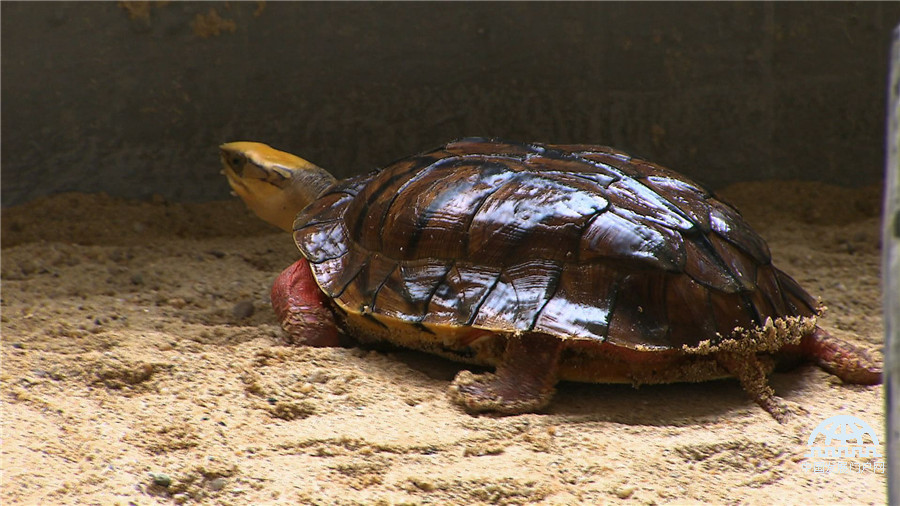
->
801 327 882 385
716 352 790 423
448 333 564 415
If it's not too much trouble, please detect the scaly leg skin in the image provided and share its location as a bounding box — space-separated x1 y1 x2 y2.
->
716 352 790 423
801 327 882 384
271 259 341 347
448 333 564 415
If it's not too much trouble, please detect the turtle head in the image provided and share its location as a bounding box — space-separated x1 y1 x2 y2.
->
220 142 337 232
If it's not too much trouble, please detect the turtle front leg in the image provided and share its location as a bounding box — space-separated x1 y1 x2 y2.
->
448 333 564 415
800 327 881 384
271 259 341 347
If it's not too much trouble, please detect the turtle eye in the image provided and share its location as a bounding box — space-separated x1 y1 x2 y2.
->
230 154 245 168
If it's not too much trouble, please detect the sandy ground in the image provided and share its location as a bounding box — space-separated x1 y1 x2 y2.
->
1 180 886 505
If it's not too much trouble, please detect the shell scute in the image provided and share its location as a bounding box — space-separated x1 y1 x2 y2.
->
444 138 536 156
309 248 366 298
607 271 672 349
471 260 563 332
642 175 712 232
336 252 397 314
681 238 742 293
606 178 696 232
707 198 771 264
707 234 759 292
467 173 608 265
664 273 717 347
295 192 354 228
295 220 349 263
345 153 449 253
754 265 788 316
424 263 501 327
375 260 451 322
533 262 616 341
580 208 685 271
381 159 521 261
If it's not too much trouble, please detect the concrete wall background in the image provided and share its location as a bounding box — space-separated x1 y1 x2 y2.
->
2 2 898 206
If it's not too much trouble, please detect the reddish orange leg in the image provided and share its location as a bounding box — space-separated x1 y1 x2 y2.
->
449 333 564 415
800 327 882 385
271 259 341 347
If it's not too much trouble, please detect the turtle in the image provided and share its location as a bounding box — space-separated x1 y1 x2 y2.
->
220 137 881 421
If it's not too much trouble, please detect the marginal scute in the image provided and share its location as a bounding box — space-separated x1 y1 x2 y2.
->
774 271 818 316
607 271 671 349
709 290 755 337
294 192 353 228
707 234 758 291
294 138 819 352
754 265 788 316
664 273 716 347
295 220 349 262
309 248 367 298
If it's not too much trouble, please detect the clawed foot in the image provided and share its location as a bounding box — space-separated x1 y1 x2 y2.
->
448 370 556 415
447 333 564 415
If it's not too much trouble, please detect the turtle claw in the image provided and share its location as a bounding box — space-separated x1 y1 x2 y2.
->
449 370 556 415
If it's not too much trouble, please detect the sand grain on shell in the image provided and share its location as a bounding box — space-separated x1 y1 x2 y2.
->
1 182 885 505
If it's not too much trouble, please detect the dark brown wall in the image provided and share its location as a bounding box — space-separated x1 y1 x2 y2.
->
2 2 898 205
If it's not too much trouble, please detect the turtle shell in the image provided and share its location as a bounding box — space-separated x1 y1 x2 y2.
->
292 138 816 352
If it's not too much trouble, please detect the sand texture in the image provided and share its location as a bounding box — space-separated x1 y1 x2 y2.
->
1 181 886 505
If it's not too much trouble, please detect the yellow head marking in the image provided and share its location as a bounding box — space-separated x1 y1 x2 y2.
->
219 142 334 232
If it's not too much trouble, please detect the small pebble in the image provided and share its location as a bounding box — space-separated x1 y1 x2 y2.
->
149 472 172 488
613 485 635 499
168 297 187 309
232 300 255 319
410 478 435 492
307 370 328 383
209 477 227 491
